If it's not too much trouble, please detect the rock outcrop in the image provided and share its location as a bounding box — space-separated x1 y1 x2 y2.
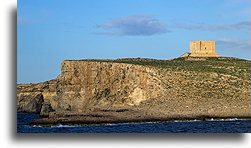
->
17 79 57 114
17 57 251 125
17 93 44 113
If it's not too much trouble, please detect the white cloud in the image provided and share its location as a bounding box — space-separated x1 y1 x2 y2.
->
96 14 250 36
97 15 169 36
172 21 250 31
217 38 251 50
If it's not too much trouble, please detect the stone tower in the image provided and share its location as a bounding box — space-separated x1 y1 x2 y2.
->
189 41 219 57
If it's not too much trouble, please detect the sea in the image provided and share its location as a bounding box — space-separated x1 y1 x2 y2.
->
17 113 251 133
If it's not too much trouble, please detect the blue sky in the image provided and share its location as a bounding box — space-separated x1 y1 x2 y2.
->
17 0 250 83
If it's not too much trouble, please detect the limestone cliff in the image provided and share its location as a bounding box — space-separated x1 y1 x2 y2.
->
56 60 163 111
17 57 251 125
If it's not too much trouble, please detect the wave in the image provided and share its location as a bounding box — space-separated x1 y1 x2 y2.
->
50 124 81 128
172 118 246 123
224 118 240 121
32 125 42 127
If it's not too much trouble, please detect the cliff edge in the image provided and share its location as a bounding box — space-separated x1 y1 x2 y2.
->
17 57 251 125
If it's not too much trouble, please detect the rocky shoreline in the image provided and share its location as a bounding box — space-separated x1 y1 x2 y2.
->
17 57 251 126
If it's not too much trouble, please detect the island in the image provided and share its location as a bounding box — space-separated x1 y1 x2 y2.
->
17 41 251 126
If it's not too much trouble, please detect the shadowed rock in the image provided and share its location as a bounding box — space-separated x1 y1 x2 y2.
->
17 93 44 113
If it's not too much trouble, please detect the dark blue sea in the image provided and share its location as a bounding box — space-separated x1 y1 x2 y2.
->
17 113 251 133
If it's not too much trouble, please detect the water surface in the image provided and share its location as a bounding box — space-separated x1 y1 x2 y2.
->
17 113 251 133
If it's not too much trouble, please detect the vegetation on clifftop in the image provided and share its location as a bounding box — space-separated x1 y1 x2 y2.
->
71 57 250 80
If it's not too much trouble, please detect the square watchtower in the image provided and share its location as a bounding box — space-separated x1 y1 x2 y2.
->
189 41 219 57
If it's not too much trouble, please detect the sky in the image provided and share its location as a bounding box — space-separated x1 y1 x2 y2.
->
17 0 250 84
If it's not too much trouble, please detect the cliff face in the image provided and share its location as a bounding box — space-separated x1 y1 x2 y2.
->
56 61 163 112
17 57 251 124
17 61 164 114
